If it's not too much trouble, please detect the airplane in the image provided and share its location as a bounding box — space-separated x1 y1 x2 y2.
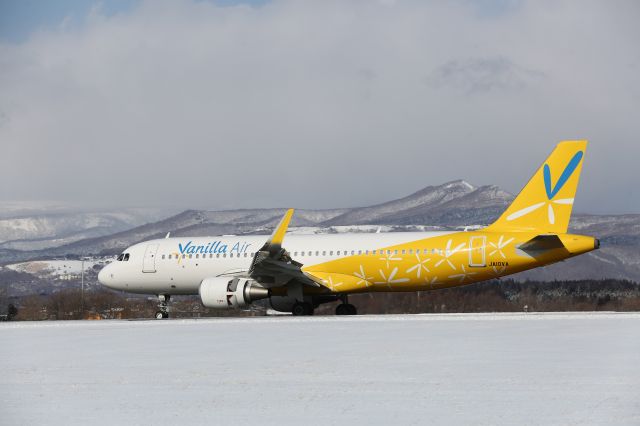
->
98 140 599 318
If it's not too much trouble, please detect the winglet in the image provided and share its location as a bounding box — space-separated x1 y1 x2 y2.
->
249 209 300 282
267 208 294 248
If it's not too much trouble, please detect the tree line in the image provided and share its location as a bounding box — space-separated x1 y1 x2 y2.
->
3 278 639 321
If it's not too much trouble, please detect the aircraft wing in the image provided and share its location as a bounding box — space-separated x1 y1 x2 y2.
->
248 209 325 290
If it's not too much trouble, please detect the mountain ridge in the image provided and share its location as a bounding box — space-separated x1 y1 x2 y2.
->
1 180 639 283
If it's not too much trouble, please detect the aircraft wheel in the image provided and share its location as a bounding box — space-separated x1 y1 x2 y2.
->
336 303 357 315
292 302 313 316
156 294 170 319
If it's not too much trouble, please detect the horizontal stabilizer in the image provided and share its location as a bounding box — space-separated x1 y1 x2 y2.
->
518 234 565 252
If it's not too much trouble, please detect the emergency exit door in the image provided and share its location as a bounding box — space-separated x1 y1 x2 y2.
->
142 244 159 273
468 236 486 267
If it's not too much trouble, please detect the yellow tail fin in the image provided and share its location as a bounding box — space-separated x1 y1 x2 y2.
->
486 140 587 234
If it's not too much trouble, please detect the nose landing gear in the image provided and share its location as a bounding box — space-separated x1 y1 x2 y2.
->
155 294 170 319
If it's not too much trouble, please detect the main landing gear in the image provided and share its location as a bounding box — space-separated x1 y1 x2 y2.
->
155 294 170 319
288 295 357 316
291 302 314 316
335 295 357 315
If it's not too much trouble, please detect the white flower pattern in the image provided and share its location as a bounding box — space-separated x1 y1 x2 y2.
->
353 265 374 287
448 264 477 283
406 253 431 278
322 275 344 291
434 239 466 271
375 267 409 289
379 251 402 268
488 235 515 259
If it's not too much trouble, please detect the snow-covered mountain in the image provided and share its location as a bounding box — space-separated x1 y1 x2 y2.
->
0 208 178 250
1 180 639 283
324 180 513 226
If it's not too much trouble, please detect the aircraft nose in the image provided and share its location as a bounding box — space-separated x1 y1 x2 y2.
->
98 264 115 288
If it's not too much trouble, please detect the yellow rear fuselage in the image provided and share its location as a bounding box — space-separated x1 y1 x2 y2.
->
302 231 598 293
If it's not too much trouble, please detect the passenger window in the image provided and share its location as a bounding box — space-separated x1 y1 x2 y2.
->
372 250 376 255
162 255 166 260
230 253 234 258
182 254 186 259
315 251 319 256
401 250 406 255
358 250 362 255
409 249 413 254
168 254 172 260
365 250 369 255
189 254 192 259
196 254 199 259
294 252 298 256
351 250 355 255
336 251 339 256
223 253 227 258
329 251 333 256
244 253 248 257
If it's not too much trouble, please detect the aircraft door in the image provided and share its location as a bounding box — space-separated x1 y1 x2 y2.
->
468 236 486 267
142 244 159 273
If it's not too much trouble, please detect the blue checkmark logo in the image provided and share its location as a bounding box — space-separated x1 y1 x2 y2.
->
543 151 583 200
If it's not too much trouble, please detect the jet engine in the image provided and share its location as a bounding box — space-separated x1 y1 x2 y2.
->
199 277 269 309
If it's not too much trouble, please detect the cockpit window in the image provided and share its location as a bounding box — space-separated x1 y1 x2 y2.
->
117 254 124 261
124 253 130 261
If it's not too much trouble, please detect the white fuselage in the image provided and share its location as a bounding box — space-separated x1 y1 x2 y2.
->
98 232 451 295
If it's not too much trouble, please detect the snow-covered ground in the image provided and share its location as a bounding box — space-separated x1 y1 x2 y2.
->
2 313 639 425
6 259 106 278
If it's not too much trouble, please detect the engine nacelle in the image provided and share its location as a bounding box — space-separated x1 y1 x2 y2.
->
199 277 269 309
268 295 299 313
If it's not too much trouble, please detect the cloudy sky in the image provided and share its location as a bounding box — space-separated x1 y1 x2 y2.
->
0 0 638 214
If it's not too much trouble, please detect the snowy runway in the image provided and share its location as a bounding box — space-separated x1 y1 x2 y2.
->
2 313 640 425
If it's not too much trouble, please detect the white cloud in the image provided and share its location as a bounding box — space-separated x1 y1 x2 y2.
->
0 0 638 213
